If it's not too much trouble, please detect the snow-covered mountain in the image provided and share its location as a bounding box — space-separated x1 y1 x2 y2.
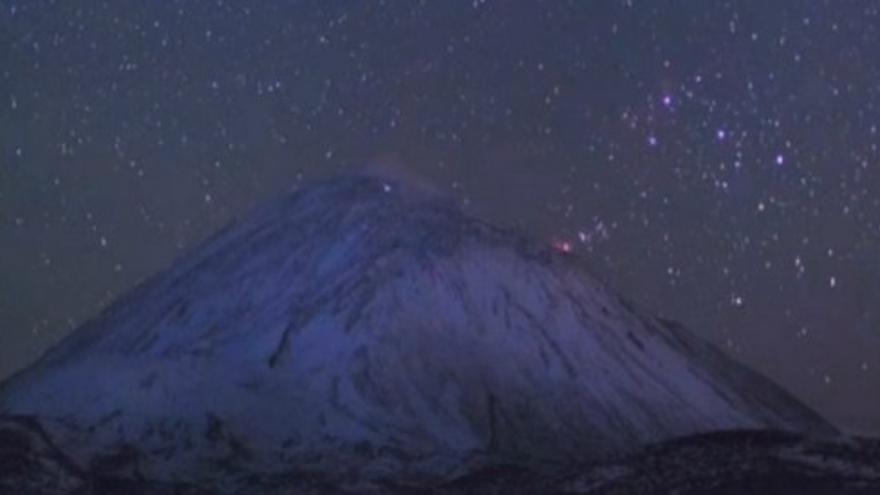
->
0 175 832 489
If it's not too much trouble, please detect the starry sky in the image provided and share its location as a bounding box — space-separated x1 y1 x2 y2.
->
1 1 878 434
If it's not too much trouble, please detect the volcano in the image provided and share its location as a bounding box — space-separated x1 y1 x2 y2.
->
0 175 834 490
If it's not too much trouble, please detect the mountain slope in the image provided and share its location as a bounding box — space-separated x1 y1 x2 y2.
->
0 176 832 487
2 416 876 495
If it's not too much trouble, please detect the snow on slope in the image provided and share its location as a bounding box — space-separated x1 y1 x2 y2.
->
0 176 833 485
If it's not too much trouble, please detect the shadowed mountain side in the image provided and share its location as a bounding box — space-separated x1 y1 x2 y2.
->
2 417 876 494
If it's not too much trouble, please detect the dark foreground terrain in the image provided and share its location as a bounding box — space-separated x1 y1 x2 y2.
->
2 415 877 495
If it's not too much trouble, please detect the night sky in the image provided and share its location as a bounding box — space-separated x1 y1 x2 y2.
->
1 1 878 434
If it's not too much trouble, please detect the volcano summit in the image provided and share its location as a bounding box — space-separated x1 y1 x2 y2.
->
0 176 840 492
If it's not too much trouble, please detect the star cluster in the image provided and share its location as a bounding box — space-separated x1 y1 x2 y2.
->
1 1 878 434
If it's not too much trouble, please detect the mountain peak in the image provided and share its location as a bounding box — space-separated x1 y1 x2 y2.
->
358 153 450 200
0 174 833 488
